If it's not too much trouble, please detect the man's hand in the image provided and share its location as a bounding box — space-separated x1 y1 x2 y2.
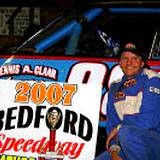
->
111 151 123 160
106 128 123 160
106 127 118 151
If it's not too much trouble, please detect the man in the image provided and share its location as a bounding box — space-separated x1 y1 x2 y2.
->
95 43 160 160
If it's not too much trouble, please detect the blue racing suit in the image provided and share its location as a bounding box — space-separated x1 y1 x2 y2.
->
95 68 160 160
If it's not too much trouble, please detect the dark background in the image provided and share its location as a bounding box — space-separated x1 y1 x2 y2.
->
0 0 160 57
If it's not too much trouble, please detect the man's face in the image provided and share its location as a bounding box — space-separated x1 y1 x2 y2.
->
120 51 144 78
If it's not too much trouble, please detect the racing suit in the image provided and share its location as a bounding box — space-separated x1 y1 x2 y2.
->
95 68 160 160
